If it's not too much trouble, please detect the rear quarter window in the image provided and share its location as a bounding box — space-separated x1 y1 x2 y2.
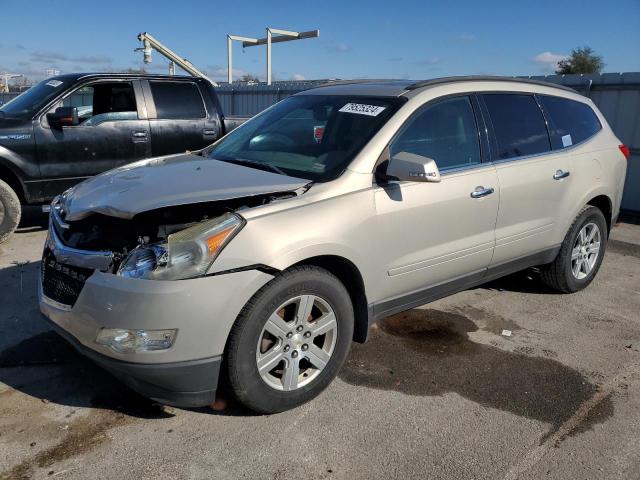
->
482 93 551 160
149 81 206 120
538 95 602 149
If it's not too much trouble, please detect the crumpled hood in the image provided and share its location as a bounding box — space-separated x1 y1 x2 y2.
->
60 153 310 221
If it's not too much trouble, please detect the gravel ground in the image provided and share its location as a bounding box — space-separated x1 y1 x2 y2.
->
1 208 639 480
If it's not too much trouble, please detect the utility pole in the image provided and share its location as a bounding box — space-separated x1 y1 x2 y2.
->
227 28 319 85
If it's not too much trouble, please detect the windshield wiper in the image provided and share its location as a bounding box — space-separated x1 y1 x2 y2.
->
217 157 286 176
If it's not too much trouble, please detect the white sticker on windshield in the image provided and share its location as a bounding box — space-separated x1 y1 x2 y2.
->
46 80 63 87
561 134 573 147
339 103 386 116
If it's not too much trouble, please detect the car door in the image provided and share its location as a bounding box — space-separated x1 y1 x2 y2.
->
480 93 574 267
373 95 499 314
143 80 216 157
34 79 151 199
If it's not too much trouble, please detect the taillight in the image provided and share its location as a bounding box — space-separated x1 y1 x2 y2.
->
619 144 630 160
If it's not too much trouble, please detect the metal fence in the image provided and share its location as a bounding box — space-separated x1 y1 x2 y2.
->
2 73 639 213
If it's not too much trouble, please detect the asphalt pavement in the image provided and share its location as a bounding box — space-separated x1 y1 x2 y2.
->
1 208 639 480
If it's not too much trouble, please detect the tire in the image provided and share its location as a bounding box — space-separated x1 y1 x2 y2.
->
225 266 354 414
540 205 608 293
0 179 21 244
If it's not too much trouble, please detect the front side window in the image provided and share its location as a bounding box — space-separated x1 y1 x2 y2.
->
209 95 403 182
150 81 206 119
483 94 551 160
390 96 481 171
539 95 601 149
49 82 138 125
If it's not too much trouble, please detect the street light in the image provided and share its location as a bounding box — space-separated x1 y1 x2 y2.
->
227 28 319 85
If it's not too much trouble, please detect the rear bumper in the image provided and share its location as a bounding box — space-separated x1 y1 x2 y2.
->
45 316 221 408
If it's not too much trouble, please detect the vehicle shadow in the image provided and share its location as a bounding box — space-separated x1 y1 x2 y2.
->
474 269 562 295
0 261 172 420
16 205 49 232
339 308 612 442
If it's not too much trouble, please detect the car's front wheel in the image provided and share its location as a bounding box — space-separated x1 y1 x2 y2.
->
540 205 608 293
0 179 21 244
225 266 354 414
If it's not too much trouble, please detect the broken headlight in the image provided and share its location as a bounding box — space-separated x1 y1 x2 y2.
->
118 213 245 280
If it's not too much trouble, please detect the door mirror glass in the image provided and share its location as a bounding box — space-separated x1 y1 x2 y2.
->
385 151 441 182
47 106 79 128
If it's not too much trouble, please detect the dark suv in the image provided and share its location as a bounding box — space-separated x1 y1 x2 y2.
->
0 73 233 241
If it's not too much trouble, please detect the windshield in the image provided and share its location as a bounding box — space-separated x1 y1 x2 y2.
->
0 77 73 117
209 94 403 182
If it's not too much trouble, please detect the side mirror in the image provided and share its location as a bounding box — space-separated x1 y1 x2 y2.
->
47 106 79 128
383 151 441 183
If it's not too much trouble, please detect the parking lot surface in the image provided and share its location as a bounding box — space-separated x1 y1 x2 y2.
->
1 209 639 480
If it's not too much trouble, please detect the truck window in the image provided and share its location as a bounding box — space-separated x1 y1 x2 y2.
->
538 95 602 149
483 94 551 160
57 82 138 125
149 81 206 119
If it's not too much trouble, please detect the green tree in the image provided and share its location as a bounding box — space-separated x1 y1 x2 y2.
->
555 47 604 74
122 67 148 74
240 74 260 83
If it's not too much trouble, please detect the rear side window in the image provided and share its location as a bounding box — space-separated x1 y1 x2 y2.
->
539 95 601 149
483 94 551 160
390 96 481 171
149 81 206 119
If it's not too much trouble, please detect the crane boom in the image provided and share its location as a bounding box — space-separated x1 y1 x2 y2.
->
137 32 218 86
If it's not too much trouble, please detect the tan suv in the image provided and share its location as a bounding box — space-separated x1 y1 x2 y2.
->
39 77 629 413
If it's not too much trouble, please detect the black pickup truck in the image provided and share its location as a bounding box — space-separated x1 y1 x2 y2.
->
0 73 245 241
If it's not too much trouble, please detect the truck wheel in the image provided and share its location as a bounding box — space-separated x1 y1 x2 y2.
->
540 205 607 293
225 266 354 414
0 179 21 244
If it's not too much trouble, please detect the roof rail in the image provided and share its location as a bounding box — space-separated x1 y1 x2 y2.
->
307 79 405 90
405 76 577 93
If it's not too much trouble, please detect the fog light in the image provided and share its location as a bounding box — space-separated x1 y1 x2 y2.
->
95 328 177 353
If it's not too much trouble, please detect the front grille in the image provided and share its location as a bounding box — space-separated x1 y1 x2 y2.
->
41 250 93 307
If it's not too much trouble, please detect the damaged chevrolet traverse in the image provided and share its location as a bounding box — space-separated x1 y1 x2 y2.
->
40 78 627 413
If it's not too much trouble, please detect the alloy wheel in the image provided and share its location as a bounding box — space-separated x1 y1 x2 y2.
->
256 294 338 391
571 222 601 280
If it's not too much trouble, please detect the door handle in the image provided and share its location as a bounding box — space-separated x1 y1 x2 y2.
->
470 186 495 198
203 129 217 136
131 131 147 138
553 169 570 180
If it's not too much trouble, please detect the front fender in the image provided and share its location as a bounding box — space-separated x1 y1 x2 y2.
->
211 188 378 295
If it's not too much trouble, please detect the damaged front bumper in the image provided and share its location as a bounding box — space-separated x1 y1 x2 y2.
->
38 226 274 407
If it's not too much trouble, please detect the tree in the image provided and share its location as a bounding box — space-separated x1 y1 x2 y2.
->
555 47 604 74
240 74 260 83
122 67 148 74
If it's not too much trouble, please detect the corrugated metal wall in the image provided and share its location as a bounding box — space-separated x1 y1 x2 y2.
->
214 81 323 117
2 74 639 212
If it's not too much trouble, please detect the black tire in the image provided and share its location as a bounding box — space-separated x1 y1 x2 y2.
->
0 179 21 244
540 205 608 293
225 266 354 414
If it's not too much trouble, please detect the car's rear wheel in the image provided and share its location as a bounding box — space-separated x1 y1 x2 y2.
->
0 179 21 244
540 205 607 293
225 266 354 413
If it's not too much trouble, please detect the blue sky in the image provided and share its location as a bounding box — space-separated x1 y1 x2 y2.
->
1 0 638 82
